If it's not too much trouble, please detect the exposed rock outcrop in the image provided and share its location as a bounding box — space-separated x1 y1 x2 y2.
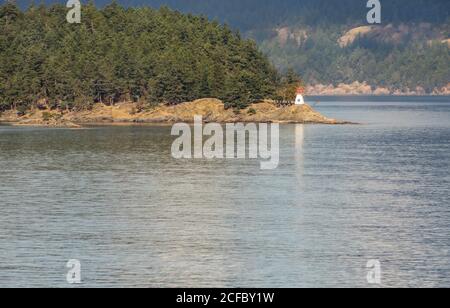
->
338 23 446 48
338 26 374 47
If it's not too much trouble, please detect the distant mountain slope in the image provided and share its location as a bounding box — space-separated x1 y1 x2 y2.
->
258 22 449 93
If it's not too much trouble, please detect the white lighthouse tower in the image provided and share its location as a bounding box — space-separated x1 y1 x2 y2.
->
295 86 305 105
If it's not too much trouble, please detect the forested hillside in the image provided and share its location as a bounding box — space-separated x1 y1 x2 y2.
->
43 0 448 94
139 0 450 93
8 0 450 94
0 2 279 112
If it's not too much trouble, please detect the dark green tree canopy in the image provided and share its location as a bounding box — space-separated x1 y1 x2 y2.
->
0 2 279 111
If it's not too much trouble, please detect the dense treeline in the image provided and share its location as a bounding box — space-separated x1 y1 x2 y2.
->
0 2 280 112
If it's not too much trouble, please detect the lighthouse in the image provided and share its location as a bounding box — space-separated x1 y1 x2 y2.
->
295 86 305 105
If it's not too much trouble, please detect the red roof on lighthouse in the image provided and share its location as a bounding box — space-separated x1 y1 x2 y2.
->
296 86 305 95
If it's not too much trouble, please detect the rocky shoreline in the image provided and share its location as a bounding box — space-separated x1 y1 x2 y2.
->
0 98 353 128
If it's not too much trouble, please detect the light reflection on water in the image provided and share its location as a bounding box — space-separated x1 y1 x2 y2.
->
0 97 449 287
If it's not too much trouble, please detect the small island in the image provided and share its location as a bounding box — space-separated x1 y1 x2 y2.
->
0 3 352 128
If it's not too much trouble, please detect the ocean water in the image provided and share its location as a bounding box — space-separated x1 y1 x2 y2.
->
0 97 449 288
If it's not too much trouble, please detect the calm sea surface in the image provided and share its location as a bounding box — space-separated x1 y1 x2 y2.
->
1 97 449 287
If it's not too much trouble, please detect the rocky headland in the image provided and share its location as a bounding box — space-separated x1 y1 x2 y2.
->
0 99 352 128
